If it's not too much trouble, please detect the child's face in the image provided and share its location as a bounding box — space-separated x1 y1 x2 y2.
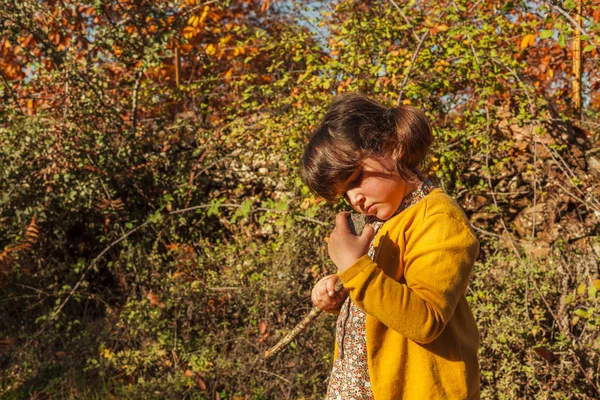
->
338 157 411 221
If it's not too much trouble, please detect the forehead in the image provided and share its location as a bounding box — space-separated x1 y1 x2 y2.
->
335 157 396 194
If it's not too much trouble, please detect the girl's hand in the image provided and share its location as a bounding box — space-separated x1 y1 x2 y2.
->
328 212 375 273
311 274 348 311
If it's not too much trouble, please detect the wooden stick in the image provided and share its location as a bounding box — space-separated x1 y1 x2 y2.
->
265 214 366 360
265 280 344 360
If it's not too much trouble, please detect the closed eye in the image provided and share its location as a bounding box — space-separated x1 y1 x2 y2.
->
348 170 362 186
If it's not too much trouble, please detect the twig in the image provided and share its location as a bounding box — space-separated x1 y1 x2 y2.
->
266 215 367 359
545 1 597 48
131 69 144 134
538 142 600 212
0 70 25 115
170 203 329 226
49 220 151 322
265 295 331 360
208 286 241 291
29 201 326 343
397 29 429 106
491 57 537 117
484 106 521 258
570 350 600 395
555 181 600 215
471 224 526 245
527 124 539 320
388 0 420 41
23 219 152 348
529 279 600 395
258 369 292 384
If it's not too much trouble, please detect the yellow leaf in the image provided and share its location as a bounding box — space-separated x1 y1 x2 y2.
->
577 283 586 295
187 15 199 27
205 43 216 56
101 348 114 360
547 68 553 78
183 26 195 39
436 24 449 32
593 279 600 290
199 6 209 25
520 34 535 50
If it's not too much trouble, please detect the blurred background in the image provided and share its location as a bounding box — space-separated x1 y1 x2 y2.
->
0 0 599 398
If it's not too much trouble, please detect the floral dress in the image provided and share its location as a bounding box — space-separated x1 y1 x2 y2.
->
326 181 435 400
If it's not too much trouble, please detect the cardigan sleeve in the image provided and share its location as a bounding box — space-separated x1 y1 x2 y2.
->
338 212 479 344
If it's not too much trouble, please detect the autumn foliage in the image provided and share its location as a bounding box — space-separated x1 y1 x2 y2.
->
1 0 599 398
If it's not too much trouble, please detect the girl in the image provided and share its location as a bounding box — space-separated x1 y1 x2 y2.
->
301 94 480 399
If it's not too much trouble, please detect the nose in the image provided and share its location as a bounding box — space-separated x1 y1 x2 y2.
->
346 188 365 210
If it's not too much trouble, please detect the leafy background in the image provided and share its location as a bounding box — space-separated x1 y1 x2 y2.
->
1 0 599 398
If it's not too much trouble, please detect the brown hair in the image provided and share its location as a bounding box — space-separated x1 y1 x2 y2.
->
301 93 433 202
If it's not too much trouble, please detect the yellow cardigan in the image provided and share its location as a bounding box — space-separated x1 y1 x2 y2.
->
336 188 480 399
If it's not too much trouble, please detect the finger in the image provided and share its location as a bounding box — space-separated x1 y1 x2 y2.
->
360 223 376 242
310 286 319 306
326 276 338 297
335 212 351 232
336 287 348 299
318 281 330 299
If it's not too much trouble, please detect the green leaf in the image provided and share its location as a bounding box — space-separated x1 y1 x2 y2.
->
583 44 595 53
207 199 222 217
539 30 553 39
589 284 597 299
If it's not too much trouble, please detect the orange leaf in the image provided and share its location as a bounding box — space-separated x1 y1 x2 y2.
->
196 376 207 390
184 369 194 377
172 271 185 280
261 0 270 12
146 291 162 307
259 321 267 335
520 34 535 50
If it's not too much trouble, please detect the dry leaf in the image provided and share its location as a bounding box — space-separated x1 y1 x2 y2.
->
196 376 207 390
533 346 557 363
259 321 267 335
146 291 162 307
184 369 194 377
0 337 16 354
172 271 185 280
